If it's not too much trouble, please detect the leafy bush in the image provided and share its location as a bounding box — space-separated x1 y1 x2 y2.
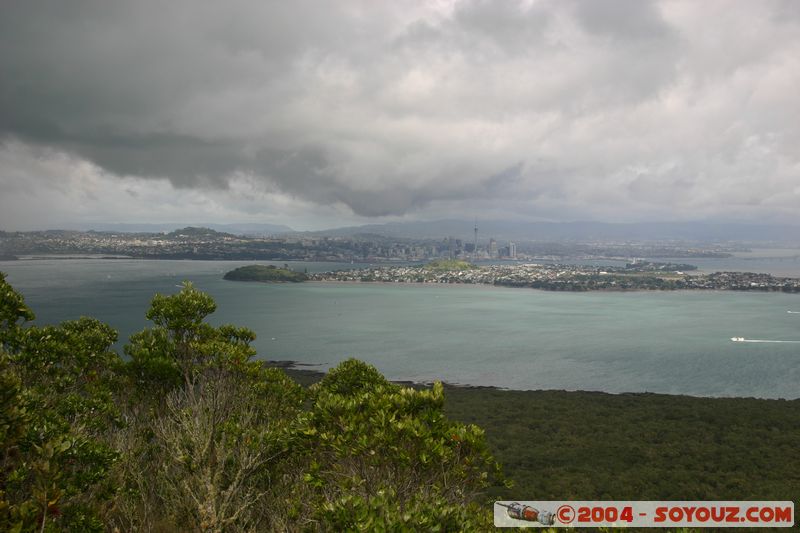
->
0 275 121 532
292 359 501 529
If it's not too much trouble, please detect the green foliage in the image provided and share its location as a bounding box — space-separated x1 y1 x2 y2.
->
317 490 493 532
223 264 308 282
0 352 28 528
315 357 390 395
0 272 34 351
425 259 477 271
0 354 26 448
0 276 503 531
0 274 121 532
296 359 500 529
125 281 257 394
146 281 217 333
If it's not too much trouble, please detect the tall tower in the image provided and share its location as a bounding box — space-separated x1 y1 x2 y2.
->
473 219 478 262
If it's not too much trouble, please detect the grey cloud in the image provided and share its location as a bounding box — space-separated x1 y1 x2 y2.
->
1 1 799 225
769 1 800 23
450 0 552 54
570 0 672 41
626 170 695 205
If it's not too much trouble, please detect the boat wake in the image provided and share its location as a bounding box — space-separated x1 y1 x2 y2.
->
731 337 800 343
788 311 800 314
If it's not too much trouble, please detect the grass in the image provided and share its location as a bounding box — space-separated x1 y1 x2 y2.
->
425 259 478 271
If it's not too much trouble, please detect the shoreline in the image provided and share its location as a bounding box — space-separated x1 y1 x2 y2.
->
264 360 800 401
305 279 800 296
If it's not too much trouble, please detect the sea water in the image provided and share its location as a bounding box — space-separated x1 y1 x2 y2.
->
3 259 799 399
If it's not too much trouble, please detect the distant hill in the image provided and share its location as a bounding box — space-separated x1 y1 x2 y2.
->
211 223 295 236
165 227 237 239
85 222 294 236
309 219 800 245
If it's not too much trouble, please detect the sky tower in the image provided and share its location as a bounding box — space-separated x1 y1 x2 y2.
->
473 219 478 262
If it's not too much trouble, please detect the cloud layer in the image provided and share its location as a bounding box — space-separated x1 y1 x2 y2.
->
1 0 799 229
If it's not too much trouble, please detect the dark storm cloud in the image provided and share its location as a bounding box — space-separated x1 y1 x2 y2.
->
1 0 799 225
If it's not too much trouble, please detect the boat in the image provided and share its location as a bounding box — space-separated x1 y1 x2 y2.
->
731 337 745 342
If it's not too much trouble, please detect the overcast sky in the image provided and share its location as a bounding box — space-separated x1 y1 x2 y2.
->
1 0 798 231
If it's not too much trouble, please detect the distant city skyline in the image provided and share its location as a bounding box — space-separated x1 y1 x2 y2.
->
2 2 799 231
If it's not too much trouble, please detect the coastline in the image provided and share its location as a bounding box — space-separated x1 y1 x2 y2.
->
264 359 799 400
303 279 800 296
303 279 736 294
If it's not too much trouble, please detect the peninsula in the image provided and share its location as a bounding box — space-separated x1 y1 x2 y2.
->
223 264 308 283
311 262 800 292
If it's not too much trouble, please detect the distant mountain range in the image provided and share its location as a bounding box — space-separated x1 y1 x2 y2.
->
308 219 800 245
81 219 800 245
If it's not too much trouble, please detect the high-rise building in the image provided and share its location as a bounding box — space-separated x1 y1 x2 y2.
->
473 220 478 261
509 241 517 259
489 238 498 258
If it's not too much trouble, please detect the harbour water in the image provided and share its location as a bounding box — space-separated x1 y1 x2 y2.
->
2 258 799 399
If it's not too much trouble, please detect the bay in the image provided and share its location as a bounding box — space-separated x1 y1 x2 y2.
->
657 248 800 278
2 258 799 399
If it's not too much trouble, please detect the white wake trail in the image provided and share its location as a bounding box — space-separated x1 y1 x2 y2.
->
731 338 800 343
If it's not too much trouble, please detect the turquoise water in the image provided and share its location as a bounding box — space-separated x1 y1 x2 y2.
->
3 259 800 399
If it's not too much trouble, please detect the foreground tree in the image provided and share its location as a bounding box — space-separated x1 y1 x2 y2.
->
110 282 306 531
0 274 121 532
2 275 502 531
293 359 501 530
124 282 258 395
